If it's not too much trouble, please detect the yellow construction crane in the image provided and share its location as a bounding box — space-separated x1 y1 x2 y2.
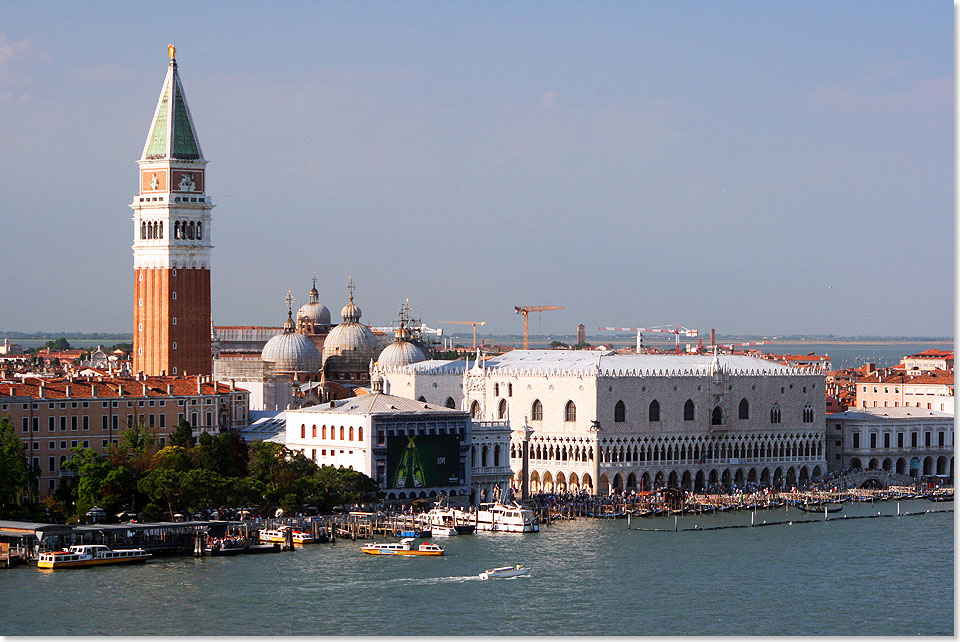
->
438 320 487 349
514 305 564 350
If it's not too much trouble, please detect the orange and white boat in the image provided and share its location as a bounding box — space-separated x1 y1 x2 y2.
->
37 544 151 569
259 525 316 545
361 538 444 556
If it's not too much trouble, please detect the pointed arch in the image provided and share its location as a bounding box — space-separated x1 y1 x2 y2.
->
684 399 695 421
614 400 626 423
738 398 749 420
564 400 576 422
649 399 661 422
498 398 508 419
532 399 543 421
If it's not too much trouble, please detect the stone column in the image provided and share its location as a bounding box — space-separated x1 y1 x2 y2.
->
521 419 533 501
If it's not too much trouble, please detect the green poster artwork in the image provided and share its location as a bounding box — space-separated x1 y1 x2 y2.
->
387 434 460 489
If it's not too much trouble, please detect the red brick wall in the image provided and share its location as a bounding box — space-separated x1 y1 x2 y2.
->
134 267 211 376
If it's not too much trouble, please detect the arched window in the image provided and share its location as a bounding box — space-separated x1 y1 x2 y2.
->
494 445 500 467
187 221 195 239
174 221 181 239
158 221 163 239
141 221 146 239
481 445 488 467
649 400 660 422
494 383 499 396
532 399 543 421
311 425 316 438
322 425 326 439
445 397 456 409
196 222 202 239
614 400 626 423
803 405 814 423
564 401 576 422
470 400 481 419
508 383 513 397
739 398 749 420
498 398 507 419
770 405 781 424
683 399 695 421
300 424 305 439
151 222 157 239
340 426 345 440
711 406 723 426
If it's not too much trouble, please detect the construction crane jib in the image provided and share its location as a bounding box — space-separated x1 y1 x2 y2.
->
438 321 487 350
515 305 564 350
598 324 698 354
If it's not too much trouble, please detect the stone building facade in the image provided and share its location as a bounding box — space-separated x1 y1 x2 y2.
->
377 350 827 493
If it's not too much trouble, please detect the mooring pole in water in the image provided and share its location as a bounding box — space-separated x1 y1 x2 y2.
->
674 516 678 532
751 511 755 527
824 505 828 522
627 513 631 529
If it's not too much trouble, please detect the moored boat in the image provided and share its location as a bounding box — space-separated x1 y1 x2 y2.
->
479 564 530 580
475 502 539 533
37 545 151 569
361 538 445 556
205 536 248 556
259 525 316 545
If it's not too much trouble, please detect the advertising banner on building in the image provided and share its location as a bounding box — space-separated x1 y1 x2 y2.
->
387 434 460 489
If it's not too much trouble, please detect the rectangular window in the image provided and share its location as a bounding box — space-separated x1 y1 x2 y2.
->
311 449 316 461
898 433 904 448
31 417 38 432
924 432 931 447
60 441 67 450
102 415 108 431
21 417 28 433
82 440 88 448
884 433 890 449
159 437 165 447
49 441 55 449
49 416 55 432
869 433 876 449
126 415 133 428
112 416 118 431
70 440 77 448
852 433 860 449
911 433 918 448
149 414 155 428
938 432 944 447
60 416 66 431
160 414 166 428
48 456 55 472
71 416 78 431
102 439 108 447
82 416 89 431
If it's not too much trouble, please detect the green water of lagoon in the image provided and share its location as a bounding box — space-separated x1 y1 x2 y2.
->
2 499 952 636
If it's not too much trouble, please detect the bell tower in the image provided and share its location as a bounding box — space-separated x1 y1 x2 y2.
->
131 45 214 376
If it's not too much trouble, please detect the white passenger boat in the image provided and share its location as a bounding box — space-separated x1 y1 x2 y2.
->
423 504 476 534
37 544 151 569
479 564 531 580
475 502 539 533
361 538 444 556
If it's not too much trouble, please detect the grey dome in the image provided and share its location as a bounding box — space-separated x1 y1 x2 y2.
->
322 322 379 373
298 301 331 326
262 316 321 373
297 280 331 326
378 340 427 368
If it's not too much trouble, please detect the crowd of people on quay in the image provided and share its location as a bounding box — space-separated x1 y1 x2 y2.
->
205 535 247 549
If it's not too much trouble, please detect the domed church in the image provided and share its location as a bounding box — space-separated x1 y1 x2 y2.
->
296 275 332 353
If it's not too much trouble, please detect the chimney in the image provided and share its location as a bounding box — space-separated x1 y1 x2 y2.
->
229 378 236 391
161 370 166 377
65 384 72 398
39 382 45 399
117 384 124 398
91 384 98 398
196 375 202 395
167 383 173 395
142 383 148 396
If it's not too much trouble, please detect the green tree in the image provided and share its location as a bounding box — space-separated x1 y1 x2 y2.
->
0 417 36 517
137 468 187 519
169 419 194 449
44 337 71 351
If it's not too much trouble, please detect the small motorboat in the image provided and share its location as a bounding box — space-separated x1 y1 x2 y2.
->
479 564 530 580
430 526 458 537
259 525 316 545
361 538 444 556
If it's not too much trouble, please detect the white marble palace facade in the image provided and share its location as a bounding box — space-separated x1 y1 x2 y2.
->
375 350 827 494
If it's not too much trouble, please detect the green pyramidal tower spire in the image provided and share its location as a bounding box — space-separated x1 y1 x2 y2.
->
141 46 203 161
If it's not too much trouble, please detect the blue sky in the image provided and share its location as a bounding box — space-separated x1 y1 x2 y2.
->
0 2 952 337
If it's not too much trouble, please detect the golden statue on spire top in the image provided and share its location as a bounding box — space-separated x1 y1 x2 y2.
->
168 43 176 60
